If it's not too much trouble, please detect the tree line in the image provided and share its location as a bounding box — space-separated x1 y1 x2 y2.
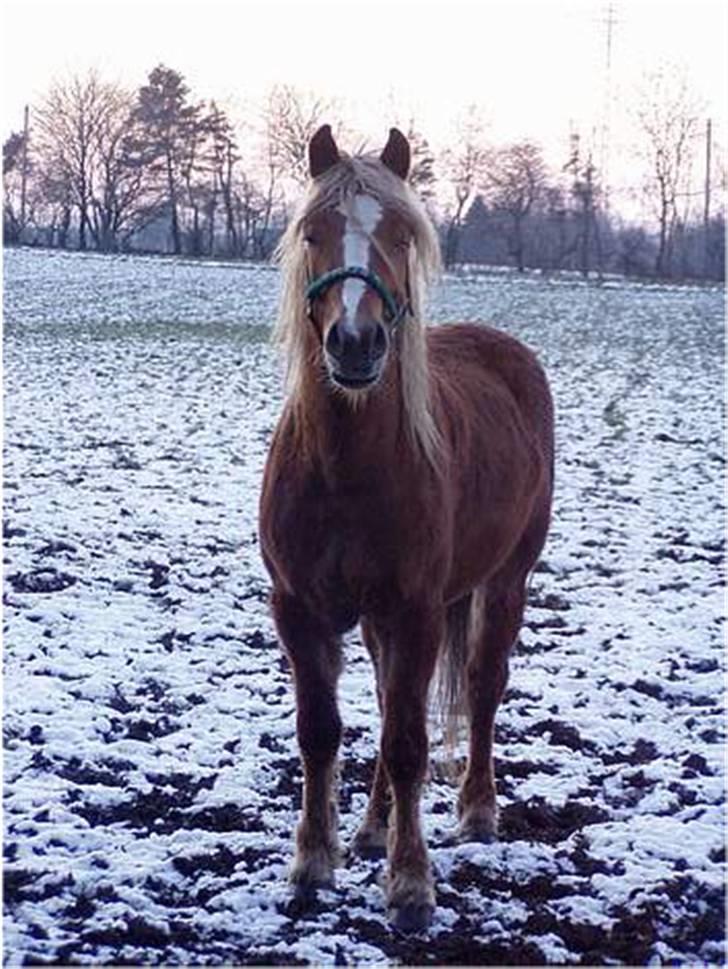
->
3 65 725 281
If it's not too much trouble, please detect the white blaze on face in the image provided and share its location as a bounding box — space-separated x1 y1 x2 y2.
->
338 194 382 329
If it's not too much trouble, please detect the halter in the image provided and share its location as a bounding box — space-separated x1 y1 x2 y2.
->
306 266 411 330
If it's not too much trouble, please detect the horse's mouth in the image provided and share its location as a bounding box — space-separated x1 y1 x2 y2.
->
331 371 380 390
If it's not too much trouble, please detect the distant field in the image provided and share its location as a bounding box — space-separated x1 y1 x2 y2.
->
4 247 725 965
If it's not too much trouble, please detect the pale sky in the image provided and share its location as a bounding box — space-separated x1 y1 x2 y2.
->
2 0 726 206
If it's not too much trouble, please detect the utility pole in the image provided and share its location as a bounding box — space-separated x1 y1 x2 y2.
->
599 1 617 214
703 118 712 276
20 104 29 243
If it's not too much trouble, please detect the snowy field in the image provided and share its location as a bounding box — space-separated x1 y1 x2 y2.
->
3 247 725 966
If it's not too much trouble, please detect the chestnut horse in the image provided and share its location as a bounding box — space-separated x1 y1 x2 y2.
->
259 125 554 932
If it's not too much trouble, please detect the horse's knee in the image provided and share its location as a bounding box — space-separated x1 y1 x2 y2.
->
271 590 343 764
297 693 342 765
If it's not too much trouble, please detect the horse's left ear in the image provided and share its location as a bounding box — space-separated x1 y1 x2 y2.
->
380 128 410 180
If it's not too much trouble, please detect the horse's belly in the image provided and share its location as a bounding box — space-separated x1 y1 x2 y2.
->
444 521 516 601
445 469 547 601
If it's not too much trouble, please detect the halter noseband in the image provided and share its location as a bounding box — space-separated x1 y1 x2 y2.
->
306 266 411 329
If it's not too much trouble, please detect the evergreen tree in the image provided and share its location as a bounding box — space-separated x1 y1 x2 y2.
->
134 65 199 254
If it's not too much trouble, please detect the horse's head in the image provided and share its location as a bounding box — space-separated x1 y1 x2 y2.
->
303 125 414 391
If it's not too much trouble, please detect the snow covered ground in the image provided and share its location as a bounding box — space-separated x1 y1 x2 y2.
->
3 247 725 966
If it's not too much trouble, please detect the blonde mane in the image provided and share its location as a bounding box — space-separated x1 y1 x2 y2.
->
273 151 442 463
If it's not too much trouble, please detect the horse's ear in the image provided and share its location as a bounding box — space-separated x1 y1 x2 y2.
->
380 127 410 180
309 124 340 179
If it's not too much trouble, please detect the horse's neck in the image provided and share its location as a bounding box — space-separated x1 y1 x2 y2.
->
296 365 405 483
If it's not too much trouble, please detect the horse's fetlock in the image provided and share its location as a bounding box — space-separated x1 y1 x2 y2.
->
458 771 496 811
351 818 388 859
291 834 339 889
387 865 434 901
457 801 499 843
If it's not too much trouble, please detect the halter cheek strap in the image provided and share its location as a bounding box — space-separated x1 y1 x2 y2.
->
306 265 411 330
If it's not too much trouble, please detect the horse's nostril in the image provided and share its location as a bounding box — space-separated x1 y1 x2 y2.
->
373 323 387 359
325 323 343 359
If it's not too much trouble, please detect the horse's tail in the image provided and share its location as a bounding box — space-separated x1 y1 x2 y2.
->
435 592 475 751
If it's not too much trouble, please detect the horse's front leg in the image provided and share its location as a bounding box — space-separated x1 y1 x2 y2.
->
376 605 443 932
458 577 525 842
271 589 343 893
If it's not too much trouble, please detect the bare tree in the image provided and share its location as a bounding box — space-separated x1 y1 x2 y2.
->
440 107 490 267
564 132 603 278
253 134 286 258
205 102 240 255
39 163 75 247
34 71 115 250
90 87 161 251
379 110 438 204
404 121 436 202
265 85 335 190
534 184 575 272
231 169 272 259
635 68 700 277
3 130 30 242
485 141 547 272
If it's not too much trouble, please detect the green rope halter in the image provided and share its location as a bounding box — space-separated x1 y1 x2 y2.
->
306 266 410 328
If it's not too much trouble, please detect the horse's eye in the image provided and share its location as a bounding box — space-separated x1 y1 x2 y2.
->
304 235 317 246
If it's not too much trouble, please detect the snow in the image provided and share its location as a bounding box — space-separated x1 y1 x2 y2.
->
3 246 725 965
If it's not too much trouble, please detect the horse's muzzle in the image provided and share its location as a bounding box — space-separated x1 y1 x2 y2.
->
325 319 388 389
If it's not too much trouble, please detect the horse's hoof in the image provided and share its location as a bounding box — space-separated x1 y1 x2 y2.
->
289 869 335 894
350 827 388 860
387 871 435 933
352 841 387 861
457 807 498 844
286 862 335 917
285 882 320 918
389 901 434 934
457 823 497 845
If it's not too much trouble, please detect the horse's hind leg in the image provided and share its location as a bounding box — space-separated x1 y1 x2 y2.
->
351 619 389 859
459 503 550 841
271 589 343 892
457 577 525 841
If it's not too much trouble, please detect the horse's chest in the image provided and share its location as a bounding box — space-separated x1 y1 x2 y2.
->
298 490 391 577
269 475 401 618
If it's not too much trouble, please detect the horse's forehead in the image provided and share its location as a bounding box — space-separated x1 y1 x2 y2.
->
337 194 383 233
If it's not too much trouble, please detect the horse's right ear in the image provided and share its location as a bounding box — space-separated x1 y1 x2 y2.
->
309 124 340 178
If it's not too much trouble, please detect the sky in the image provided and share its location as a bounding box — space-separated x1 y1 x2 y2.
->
2 0 726 206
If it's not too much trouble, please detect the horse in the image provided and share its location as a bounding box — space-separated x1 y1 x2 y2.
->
259 125 554 932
